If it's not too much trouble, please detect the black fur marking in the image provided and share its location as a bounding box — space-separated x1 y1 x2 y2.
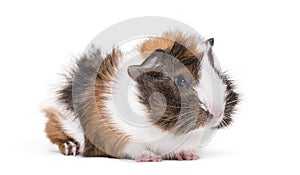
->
71 49 104 118
57 82 74 111
57 48 104 114
169 42 188 58
218 74 240 128
207 47 215 68
207 38 214 46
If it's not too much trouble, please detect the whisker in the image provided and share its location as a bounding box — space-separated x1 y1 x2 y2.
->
226 92 238 100
178 110 199 117
153 104 197 109
226 100 239 105
179 102 199 106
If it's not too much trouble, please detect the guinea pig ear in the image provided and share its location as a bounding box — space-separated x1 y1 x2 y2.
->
128 50 165 80
207 38 214 47
128 65 142 80
198 38 214 52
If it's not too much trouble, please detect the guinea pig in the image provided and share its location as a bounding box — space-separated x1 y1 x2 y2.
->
43 31 239 162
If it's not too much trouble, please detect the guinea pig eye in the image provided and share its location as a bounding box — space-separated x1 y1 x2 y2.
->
175 75 188 89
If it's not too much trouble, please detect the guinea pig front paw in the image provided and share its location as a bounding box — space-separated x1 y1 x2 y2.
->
175 152 199 160
62 141 80 156
135 151 162 162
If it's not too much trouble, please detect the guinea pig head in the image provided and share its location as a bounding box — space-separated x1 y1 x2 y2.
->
128 39 239 134
128 48 208 135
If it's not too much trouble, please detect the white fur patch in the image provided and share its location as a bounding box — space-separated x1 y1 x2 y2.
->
123 127 217 159
195 52 227 127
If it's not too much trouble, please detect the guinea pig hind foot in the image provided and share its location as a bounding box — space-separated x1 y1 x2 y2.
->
61 141 80 156
174 152 199 161
43 108 82 156
134 150 162 162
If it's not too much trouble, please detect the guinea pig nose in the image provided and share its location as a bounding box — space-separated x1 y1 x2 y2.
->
211 110 223 119
208 113 214 120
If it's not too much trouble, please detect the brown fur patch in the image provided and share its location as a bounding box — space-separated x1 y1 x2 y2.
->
43 108 74 154
83 138 111 157
140 37 174 58
80 48 130 157
139 31 202 58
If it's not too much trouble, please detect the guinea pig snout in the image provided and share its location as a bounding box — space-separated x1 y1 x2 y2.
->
210 109 223 119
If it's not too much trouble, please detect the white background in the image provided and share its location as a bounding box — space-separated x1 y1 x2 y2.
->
0 0 299 174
